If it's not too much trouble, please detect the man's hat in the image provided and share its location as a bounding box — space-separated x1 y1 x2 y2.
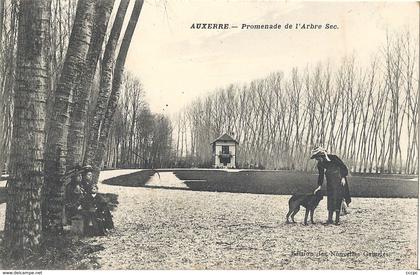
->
82 165 93 172
68 164 83 177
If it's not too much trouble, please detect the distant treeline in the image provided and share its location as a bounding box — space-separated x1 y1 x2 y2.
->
103 73 173 169
172 32 418 174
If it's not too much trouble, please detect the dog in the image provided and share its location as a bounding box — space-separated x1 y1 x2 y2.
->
286 190 323 225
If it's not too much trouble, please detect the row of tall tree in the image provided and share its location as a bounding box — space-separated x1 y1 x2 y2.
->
0 0 78 174
104 73 173 169
173 32 418 174
1 0 145 260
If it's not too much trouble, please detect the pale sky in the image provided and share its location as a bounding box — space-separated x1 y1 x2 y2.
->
123 1 419 115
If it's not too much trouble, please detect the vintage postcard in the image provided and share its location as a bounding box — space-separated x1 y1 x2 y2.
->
0 0 418 272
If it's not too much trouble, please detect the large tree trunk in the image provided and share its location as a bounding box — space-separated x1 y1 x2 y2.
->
4 0 51 259
83 0 130 169
44 0 96 233
93 0 144 183
0 0 4 46
66 0 115 169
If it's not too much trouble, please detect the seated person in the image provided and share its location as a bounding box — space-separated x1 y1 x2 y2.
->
64 171 84 224
80 165 94 193
80 184 114 236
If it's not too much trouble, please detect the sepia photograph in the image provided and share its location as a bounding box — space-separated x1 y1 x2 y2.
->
0 0 418 272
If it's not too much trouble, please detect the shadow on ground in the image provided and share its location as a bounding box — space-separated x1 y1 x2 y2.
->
0 193 119 270
0 187 6 204
100 192 119 211
141 185 189 192
102 170 155 187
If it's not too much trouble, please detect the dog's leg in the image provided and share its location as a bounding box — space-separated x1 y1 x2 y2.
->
286 209 294 224
328 210 333 222
310 209 315 224
291 207 300 223
304 209 309 225
341 200 348 215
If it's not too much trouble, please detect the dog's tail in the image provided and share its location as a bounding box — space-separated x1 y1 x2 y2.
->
288 194 298 204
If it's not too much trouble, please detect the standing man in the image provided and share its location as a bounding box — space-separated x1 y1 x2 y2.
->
311 146 351 225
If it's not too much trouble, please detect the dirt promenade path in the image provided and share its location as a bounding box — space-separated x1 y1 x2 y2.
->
87 170 417 269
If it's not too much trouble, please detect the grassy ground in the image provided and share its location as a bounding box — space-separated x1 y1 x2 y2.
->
172 170 418 198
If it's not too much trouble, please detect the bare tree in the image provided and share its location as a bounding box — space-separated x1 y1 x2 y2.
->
174 32 418 173
0 0 18 173
44 0 96 232
84 0 130 169
66 0 115 169
0 0 4 46
91 0 144 183
4 0 51 258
